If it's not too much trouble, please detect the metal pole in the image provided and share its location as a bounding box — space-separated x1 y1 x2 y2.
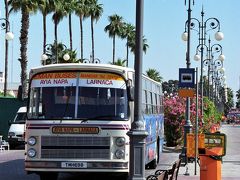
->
194 67 198 175
207 39 211 99
200 10 204 125
181 0 193 165
127 0 148 179
3 0 9 96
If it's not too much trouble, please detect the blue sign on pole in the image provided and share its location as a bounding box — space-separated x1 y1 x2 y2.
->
179 68 195 88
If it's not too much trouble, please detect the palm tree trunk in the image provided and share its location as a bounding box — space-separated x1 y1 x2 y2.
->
54 18 58 64
19 7 29 99
54 20 58 43
113 35 115 64
126 39 129 67
43 13 47 54
91 17 94 61
80 16 83 61
69 14 73 50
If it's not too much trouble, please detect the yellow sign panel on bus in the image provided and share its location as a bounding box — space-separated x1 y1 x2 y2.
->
31 72 126 89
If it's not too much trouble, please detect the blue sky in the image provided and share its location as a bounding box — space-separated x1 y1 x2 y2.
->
0 0 239 101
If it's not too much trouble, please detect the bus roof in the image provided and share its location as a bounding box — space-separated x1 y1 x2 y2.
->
29 63 162 86
29 63 134 79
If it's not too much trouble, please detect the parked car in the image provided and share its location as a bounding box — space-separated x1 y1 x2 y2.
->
8 106 26 149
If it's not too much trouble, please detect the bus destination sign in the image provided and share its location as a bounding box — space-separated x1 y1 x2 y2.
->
52 126 99 134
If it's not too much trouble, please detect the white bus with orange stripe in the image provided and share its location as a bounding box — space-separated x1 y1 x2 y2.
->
25 63 164 180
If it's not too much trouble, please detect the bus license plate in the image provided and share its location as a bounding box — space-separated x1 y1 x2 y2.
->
61 162 87 168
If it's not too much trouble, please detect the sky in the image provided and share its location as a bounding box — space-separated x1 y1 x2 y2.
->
0 0 240 103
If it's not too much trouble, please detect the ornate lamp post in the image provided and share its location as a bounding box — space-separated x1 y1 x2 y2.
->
182 7 223 125
0 17 14 96
212 67 226 104
201 38 225 100
41 43 70 65
82 54 101 64
127 0 148 180
179 0 194 166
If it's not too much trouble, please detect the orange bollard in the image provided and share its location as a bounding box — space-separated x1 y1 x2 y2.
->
200 147 223 180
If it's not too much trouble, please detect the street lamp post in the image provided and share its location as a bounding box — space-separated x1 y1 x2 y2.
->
179 0 194 166
182 7 223 125
41 43 70 65
82 54 100 64
127 0 148 180
213 68 225 105
202 38 225 100
1 15 14 97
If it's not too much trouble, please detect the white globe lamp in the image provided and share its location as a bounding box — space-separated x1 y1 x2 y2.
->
218 54 225 61
181 32 188 41
215 31 224 41
194 54 201 61
5 31 14 41
63 53 70 61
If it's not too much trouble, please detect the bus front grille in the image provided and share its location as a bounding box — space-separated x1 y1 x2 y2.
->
41 136 110 159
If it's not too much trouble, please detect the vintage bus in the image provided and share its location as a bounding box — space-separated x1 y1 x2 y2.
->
227 109 240 124
25 63 164 179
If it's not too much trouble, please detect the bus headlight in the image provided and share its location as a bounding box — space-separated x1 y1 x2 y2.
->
115 149 125 159
27 148 36 158
28 136 37 146
115 137 125 147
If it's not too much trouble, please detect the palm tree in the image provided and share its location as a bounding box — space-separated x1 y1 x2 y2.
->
51 0 68 43
121 23 135 67
104 14 124 64
9 0 38 98
129 33 149 55
63 0 77 50
75 0 89 61
110 58 126 67
88 0 103 61
38 0 53 53
146 68 163 83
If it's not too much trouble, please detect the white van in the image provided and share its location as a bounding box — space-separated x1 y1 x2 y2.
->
8 106 27 148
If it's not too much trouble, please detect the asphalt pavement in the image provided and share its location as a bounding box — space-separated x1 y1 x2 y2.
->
1 123 240 180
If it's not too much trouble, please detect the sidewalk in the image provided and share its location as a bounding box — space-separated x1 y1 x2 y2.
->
158 146 201 179
155 124 240 180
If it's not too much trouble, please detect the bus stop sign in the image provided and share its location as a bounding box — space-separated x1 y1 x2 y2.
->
179 68 195 88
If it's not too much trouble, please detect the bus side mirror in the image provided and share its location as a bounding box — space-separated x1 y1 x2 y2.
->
128 86 134 101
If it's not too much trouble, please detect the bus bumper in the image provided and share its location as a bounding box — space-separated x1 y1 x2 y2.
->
25 160 128 173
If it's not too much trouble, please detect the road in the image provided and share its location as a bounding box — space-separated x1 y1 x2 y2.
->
0 149 127 180
1 124 239 180
0 145 177 180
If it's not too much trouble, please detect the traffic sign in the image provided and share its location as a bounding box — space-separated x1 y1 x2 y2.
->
179 68 195 88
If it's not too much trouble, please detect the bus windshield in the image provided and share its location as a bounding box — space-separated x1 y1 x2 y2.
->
28 72 128 120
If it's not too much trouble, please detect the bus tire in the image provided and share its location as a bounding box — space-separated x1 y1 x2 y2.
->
39 172 58 180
